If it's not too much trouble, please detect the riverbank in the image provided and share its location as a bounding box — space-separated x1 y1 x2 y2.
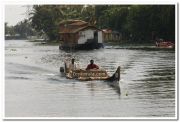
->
28 39 175 51
28 39 59 46
29 39 155 47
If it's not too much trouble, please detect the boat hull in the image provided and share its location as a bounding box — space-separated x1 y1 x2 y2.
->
59 43 104 50
156 41 174 48
61 63 120 82
60 64 121 94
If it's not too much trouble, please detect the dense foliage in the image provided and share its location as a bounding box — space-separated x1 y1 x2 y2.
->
30 5 175 43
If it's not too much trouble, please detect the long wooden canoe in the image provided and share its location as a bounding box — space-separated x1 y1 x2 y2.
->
60 63 120 82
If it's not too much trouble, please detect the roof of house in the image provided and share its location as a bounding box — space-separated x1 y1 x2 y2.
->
102 29 112 33
59 20 101 34
69 21 88 26
59 20 88 25
59 25 102 34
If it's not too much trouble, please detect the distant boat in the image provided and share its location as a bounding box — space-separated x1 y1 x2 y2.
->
35 38 46 41
28 35 48 43
155 39 174 48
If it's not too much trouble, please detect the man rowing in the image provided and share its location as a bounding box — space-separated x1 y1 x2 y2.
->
86 60 99 70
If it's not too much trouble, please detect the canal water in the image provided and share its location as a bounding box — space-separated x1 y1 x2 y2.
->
5 40 175 117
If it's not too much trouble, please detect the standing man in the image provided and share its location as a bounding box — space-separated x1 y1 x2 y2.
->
86 60 99 70
68 58 76 71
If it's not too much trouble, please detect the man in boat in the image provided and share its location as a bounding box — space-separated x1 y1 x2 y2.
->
68 58 77 71
65 58 77 73
86 60 99 70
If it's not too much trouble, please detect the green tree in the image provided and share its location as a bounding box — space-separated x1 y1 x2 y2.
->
29 5 175 43
30 5 85 41
14 19 35 38
126 5 175 42
5 22 15 36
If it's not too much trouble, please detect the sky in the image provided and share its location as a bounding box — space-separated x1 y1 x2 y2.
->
5 5 30 26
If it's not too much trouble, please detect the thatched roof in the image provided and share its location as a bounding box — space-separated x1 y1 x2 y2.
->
59 20 88 25
59 25 101 34
59 20 101 34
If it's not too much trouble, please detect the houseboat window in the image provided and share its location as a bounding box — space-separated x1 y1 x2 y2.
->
79 32 85 37
94 31 98 38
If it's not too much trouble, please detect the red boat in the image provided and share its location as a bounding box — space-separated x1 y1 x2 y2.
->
156 39 174 48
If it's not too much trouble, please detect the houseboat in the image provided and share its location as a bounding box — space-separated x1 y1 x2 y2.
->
59 20 104 50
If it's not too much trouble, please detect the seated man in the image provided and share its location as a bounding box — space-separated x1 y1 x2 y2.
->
86 60 99 70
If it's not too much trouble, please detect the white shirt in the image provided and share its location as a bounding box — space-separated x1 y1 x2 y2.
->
68 63 76 70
